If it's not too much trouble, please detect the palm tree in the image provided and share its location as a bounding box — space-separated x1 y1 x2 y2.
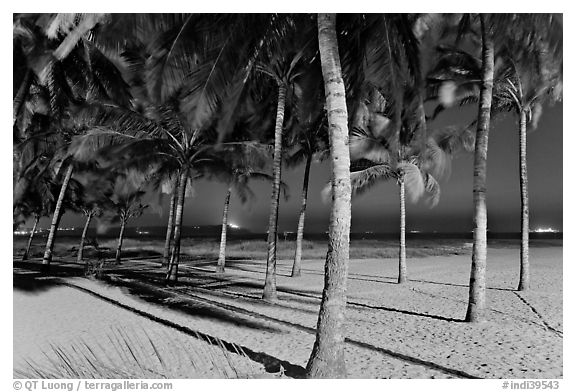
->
161 176 179 267
342 83 445 284
306 13 352 379
215 164 279 274
13 156 55 261
284 62 329 278
207 138 278 274
258 47 308 302
349 158 441 280
109 187 148 264
491 19 562 291
12 14 132 274
426 14 562 297
462 14 496 323
77 205 103 263
73 170 113 263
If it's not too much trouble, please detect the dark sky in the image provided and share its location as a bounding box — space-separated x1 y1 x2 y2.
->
54 102 563 234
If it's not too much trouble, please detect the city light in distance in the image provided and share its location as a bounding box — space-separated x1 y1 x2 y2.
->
532 227 559 233
229 223 240 229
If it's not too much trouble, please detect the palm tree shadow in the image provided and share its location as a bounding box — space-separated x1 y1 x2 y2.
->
103 271 477 378
348 300 463 323
63 281 307 378
411 278 516 292
98 273 288 333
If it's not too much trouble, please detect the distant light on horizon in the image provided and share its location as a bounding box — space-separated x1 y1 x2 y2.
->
229 223 240 229
532 227 559 233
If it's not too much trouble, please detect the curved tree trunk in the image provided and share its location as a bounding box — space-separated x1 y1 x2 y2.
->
517 109 530 291
217 186 232 273
22 214 40 261
115 217 126 264
306 13 352 379
166 168 189 285
42 164 74 274
162 180 179 267
77 212 93 263
292 153 313 277
398 177 407 284
262 84 287 302
465 14 494 323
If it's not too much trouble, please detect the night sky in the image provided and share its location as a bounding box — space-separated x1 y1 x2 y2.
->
52 100 563 234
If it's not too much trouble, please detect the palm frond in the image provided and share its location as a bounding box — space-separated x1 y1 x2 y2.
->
398 161 425 203
350 163 395 198
424 173 441 207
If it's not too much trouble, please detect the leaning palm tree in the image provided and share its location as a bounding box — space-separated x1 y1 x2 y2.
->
77 204 104 264
73 170 113 263
13 15 132 274
77 14 295 285
213 156 279 274
14 167 55 261
109 186 148 264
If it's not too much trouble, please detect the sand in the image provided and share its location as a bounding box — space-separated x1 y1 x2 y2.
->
13 245 562 378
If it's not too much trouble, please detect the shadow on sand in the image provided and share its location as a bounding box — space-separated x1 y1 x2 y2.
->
14 257 483 378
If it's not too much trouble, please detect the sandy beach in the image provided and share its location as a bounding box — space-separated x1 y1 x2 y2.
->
13 242 562 379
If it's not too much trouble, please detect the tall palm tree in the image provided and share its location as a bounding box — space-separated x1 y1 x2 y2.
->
285 126 328 277
284 61 329 278
490 19 562 291
426 14 562 295
348 157 441 280
306 13 352 379
342 84 446 284
307 12 430 377
463 14 496 323
258 47 308 302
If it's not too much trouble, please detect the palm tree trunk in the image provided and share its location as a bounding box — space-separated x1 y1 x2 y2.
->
217 186 232 273
13 69 32 125
41 164 74 274
306 13 352 379
398 177 408 283
262 84 287 302
465 14 495 323
162 180 179 267
517 109 530 291
77 212 93 263
115 217 126 264
166 168 189 284
291 153 312 277
22 214 40 261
